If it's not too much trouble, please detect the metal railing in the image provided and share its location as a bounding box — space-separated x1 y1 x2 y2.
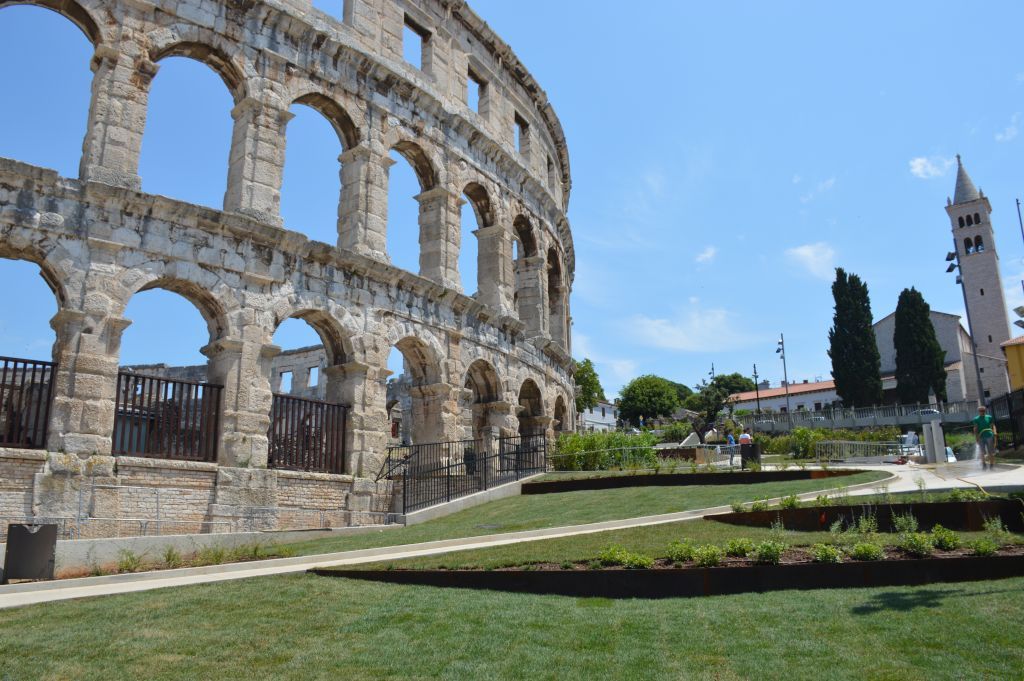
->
380 434 547 514
736 400 978 433
268 393 347 474
814 440 907 463
0 355 56 449
113 371 222 462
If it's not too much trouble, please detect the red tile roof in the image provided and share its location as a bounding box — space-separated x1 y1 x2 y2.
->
729 379 836 403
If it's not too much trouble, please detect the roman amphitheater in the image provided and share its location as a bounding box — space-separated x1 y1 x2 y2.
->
0 0 575 535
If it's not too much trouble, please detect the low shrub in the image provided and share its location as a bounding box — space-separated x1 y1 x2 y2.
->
194 546 228 566
730 501 745 513
892 512 918 534
897 532 934 558
855 514 879 536
968 538 999 557
551 431 659 471
693 544 724 568
850 542 884 561
116 549 144 573
930 524 962 551
161 546 183 569
779 495 801 510
815 495 832 507
597 545 654 569
949 488 989 502
749 498 769 512
753 540 787 565
812 543 843 564
560 561 574 570
982 516 1013 544
724 538 755 558
665 540 697 563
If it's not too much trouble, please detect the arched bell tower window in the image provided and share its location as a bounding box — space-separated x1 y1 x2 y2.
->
975 235 985 252
974 212 981 224
966 214 974 226
964 237 974 254
958 216 965 228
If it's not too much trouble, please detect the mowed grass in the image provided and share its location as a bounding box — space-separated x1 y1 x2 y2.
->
1 571 1022 680
280 470 889 557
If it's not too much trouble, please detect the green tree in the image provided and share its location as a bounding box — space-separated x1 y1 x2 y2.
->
573 358 605 412
617 375 681 426
828 268 883 407
666 380 693 404
684 379 731 444
893 287 948 403
710 372 756 396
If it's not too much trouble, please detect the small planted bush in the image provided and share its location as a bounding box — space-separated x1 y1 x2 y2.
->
930 524 962 551
815 495 833 507
949 488 988 502
850 542 884 561
779 495 801 510
724 538 755 558
195 546 228 566
892 512 918 534
855 514 879 536
968 538 999 557
982 516 1013 544
665 540 697 563
749 498 769 512
117 549 144 574
753 540 787 565
897 532 934 558
162 546 183 569
693 544 724 568
812 543 843 564
730 501 745 513
597 545 654 569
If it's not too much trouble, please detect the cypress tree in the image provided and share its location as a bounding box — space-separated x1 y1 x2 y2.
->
893 287 948 404
828 268 883 406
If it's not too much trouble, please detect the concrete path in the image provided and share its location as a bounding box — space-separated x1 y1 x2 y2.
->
1 463 1019 610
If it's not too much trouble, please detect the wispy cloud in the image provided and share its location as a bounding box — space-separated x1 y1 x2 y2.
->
792 174 802 184
799 177 836 203
996 113 1020 143
785 242 836 280
909 156 954 179
573 332 638 395
695 246 717 263
625 300 760 353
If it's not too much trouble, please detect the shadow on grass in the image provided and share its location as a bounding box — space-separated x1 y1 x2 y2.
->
851 587 1016 615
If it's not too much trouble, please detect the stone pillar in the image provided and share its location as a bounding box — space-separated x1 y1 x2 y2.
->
203 338 273 468
476 225 514 314
79 44 156 190
324 361 390 478
47 309 127 456
519 414 553 438
338 144 389 260
408 382 461 444
416 186 459 288
515 254 546 338
224 97 292 225
549 284 567 348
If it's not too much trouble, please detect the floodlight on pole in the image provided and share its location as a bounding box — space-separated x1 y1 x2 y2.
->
777 333 792 424
946 262 957 273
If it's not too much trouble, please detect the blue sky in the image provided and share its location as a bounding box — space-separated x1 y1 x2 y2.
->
2 1 1024 397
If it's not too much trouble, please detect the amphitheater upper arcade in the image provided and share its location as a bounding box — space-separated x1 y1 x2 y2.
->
0 0 576 485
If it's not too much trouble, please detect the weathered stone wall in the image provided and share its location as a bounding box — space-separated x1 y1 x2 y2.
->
0 0 576 536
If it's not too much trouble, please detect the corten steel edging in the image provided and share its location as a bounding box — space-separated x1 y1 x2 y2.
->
311 554 1024 599
521 469 863 494
711 499 1024 532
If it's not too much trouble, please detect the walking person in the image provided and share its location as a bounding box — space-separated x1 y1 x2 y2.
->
972 405 997 470
725 430 736 466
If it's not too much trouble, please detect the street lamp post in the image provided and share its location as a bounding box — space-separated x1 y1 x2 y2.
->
776 334 792 428
946 247 987 405
752 363 762 416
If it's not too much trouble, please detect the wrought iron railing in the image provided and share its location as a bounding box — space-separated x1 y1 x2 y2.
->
0 355 56 449
113 371 222 462
268 393 347 474
379 434 547 514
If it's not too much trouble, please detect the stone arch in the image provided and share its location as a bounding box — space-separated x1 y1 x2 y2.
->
553 393 568 433
462 182 494 228
148 36 248 104
394 336 442 386
0 0 103 45
291 92 360 151
513 215 538 258
547 247 566 346
517 378 546 436
465 358 501 404
391 139 438 191
272 308 352 368
0 240 72 311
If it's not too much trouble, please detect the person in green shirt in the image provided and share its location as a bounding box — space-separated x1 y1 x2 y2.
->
972 405 997 470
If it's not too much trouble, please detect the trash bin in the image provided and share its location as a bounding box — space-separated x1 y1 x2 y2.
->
740 443 762 470
2 524 57 584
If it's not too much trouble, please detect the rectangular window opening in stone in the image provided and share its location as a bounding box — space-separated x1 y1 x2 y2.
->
279 370 292 394
403 15 430 71
467 68 487 116
514 112 530 158
547 155 556 189
309 366 319 387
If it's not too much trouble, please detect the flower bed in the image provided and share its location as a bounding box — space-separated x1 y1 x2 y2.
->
521 469 869 494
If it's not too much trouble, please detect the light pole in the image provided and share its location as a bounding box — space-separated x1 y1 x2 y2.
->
946 247 987 405
776 334 792 427
752 363 762 416
709 363 716 381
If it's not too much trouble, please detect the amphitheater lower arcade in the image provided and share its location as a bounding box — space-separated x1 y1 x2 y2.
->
0 0 576 538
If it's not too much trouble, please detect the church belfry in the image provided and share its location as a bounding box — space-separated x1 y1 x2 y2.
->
945 155 1011 401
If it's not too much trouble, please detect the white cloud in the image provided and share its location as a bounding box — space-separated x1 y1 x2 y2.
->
799 177 836 203
792 174 802 184
996 113 1020 142
909 156 954 179
785 241 836 280
695 246 717 263
626 303 758 353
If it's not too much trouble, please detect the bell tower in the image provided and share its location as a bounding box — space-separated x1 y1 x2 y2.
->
945 155 1011 401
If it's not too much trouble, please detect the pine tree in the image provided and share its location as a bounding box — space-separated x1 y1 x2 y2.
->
893 287 948 404
828 268 883 407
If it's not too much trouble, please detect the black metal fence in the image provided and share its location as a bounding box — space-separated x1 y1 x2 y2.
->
113 372 222 461
268 393 347 474
990 388 1024 449
380 433 547 514
0 356 56 449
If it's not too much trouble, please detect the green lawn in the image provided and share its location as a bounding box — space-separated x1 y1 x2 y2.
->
279 471 889 558
1 571 1022 679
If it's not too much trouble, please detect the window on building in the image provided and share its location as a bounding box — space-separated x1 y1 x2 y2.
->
988 335 992 343
984 389 991 398
974 212 981 224
279 371 292 394
814 402 822 411
403 16 429 71
547 155 556 189
959 216 965 228
467 68 487 116
309 366 319 387
975 235 985 252
964 237 974 254
966 214 974 226
780 406 788 413
601 407 606 418
514 112 530 157
980 367 985 373
980 288 985 296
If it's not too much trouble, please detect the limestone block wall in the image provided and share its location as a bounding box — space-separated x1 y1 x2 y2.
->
0 450 46 523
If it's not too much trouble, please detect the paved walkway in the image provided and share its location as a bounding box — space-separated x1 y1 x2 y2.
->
1 463 1020 610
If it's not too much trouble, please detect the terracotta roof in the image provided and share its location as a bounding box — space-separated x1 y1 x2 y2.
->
1001 336 1024 348
729 379 836 403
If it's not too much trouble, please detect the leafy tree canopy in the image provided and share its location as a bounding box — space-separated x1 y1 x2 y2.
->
684 379 732 444
617 375 681 426
710 372 756 396
893 287 948 404
573 358 606 412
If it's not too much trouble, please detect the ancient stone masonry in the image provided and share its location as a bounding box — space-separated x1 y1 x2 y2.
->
0 0 575 534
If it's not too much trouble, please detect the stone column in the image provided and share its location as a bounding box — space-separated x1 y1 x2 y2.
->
324 361 390 478
416 186 459 288
515 254 546 338
224 97 292 226
549 284 567 348
338 144 389 260
476 225 514 315
408 382 461 444
79 44 157 190
203 338 273 468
